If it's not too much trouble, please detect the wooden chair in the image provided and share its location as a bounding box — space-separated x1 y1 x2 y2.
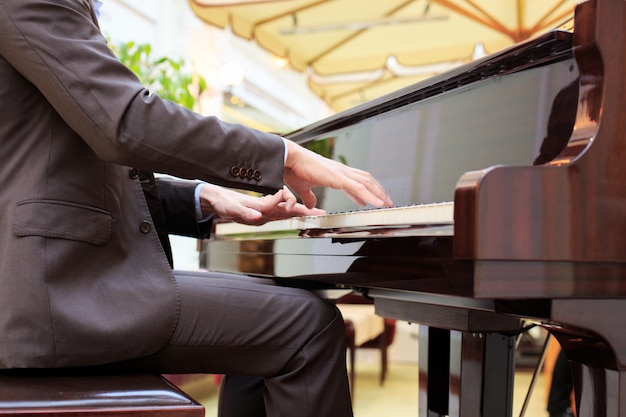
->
0 372 205 416
338 293 396 398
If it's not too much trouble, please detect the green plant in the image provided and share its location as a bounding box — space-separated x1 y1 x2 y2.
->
110 40 206 110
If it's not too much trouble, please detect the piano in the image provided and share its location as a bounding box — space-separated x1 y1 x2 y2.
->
200 0 626 416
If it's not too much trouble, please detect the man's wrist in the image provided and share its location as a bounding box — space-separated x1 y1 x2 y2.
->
194 183 211 222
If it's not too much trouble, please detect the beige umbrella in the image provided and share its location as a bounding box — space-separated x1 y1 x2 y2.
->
189 0 578 112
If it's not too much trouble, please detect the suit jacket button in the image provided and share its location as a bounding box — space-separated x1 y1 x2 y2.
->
129 168 139 179
139 221 152 234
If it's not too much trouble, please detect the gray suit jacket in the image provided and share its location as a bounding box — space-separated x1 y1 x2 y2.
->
0 0 285 369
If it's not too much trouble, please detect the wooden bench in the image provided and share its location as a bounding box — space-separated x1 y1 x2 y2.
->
0 373 205 416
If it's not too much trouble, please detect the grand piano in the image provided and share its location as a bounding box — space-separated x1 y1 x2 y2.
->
200 0 626 416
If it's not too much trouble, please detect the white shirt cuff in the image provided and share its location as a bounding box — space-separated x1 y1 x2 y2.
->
282 137 288 163
194 183 210 222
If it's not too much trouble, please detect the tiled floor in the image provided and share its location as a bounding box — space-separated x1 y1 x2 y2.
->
181 360 549 417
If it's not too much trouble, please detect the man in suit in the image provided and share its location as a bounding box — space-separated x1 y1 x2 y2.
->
0 1 393 416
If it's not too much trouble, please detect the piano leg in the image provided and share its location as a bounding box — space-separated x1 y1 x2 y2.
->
419 326 449 417
569 361 626 417
419 326 515 417
546 299 626 417
480 332 516 417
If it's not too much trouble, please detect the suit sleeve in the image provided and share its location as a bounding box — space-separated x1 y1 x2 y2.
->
155 177 213 239
0 0 285 194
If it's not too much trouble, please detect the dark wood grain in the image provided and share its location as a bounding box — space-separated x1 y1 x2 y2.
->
0 373 204 417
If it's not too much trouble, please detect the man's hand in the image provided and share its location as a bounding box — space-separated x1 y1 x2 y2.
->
284 140 394 209
199 183 325 226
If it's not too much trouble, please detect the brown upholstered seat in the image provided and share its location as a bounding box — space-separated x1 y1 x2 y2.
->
0 373 204 416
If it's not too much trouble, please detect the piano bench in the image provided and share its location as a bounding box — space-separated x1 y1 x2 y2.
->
0 372 205 417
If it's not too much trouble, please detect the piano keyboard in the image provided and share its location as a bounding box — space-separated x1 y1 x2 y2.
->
214 201 454 238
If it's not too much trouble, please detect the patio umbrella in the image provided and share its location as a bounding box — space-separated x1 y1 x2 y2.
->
189 0 578 111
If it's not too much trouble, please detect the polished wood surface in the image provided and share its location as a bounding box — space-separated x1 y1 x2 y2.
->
0 373 204 416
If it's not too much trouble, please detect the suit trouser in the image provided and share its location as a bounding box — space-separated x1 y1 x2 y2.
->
218 374 266 417
109 270 353 417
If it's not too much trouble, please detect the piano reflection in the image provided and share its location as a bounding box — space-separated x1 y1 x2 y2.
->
201 0 626 416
